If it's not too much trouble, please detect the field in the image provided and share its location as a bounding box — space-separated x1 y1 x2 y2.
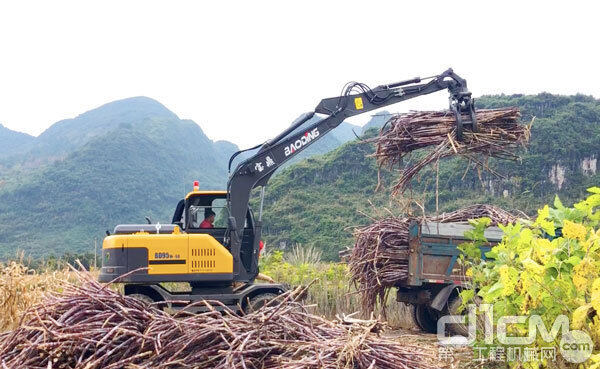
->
4 185 600 368
0 250 473 368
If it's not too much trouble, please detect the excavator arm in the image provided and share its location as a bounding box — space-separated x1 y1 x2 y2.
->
227 68 476 281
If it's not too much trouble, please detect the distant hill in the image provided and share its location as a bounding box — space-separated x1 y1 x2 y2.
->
0 98 366 258
259 93 600 260
1 97 179 167
0 124 35 158
361 110 392 134
0 98 238 257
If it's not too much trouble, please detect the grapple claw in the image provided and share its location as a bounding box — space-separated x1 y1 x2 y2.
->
450 93 477 141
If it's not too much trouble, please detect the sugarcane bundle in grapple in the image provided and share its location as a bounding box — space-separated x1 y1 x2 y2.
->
0 270 436 369
349 205 521 315
373 107 529 194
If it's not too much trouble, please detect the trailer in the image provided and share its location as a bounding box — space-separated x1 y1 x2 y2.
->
396 221 503 333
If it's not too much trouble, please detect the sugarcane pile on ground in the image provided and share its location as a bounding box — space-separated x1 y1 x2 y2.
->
0 270 435 369
373 107 528 194
349 204 521 313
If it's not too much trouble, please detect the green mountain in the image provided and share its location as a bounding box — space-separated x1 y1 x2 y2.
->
0 98 364 258
259 93 600 260
360 110 392 134
0 124 35 158
1 97 179 166
0 98 238 257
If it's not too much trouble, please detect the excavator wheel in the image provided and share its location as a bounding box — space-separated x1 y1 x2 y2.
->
245 293 278 313
128 293 167 311
129 293 157 306
414 304 439 334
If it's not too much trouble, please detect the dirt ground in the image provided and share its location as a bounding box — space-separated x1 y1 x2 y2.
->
383 303 504 368
384 329 478 368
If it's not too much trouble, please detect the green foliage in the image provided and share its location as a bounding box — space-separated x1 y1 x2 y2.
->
283 244 323 265
9 251 97 272
259 250 354 318
458 218 491 261
460 188 600 367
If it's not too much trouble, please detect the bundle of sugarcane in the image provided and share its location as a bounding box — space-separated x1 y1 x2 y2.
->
349 217 411 313
429 204 523 225
373 107 528 194
349 204 521 313
0 270 435 369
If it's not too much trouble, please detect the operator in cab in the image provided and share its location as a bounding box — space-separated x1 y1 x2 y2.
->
200 209 216 229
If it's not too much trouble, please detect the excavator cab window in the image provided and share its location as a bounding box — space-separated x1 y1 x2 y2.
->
188 198 229 228
183 194 254 252
184 193 255 272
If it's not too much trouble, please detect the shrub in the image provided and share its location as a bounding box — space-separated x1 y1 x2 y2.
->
460 187 600 368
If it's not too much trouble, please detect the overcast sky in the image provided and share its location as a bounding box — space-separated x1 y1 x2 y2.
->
0 1 598 147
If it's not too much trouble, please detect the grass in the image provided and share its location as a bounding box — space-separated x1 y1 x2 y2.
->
259 247 416 328
0 261 81 332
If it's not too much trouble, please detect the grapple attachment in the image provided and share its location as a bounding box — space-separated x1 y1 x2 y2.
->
450 92 477 141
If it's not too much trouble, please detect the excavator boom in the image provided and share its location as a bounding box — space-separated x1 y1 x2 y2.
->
227 68 476 281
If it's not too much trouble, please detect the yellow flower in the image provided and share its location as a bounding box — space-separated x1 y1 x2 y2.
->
573 273 588 292
591 316 600 343
465 268 473 277
592 278 600 313
572 304 591 329
533 238 554 263
573 258 598 293
499 265 518 296
563 219 588 241
593 278 600 293
588 353 600 369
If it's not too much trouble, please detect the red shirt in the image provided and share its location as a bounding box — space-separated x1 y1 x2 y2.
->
199 219 213 229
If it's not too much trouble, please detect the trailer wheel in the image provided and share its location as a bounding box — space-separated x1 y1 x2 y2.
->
245 293 278 313
414 304 439 334
402 302 419 329
445 295 470 336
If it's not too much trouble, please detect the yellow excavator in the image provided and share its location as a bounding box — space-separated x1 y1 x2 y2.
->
99 68 478 312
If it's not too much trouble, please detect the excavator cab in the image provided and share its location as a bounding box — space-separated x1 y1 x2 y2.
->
173 189 257 275
172 191 233 240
